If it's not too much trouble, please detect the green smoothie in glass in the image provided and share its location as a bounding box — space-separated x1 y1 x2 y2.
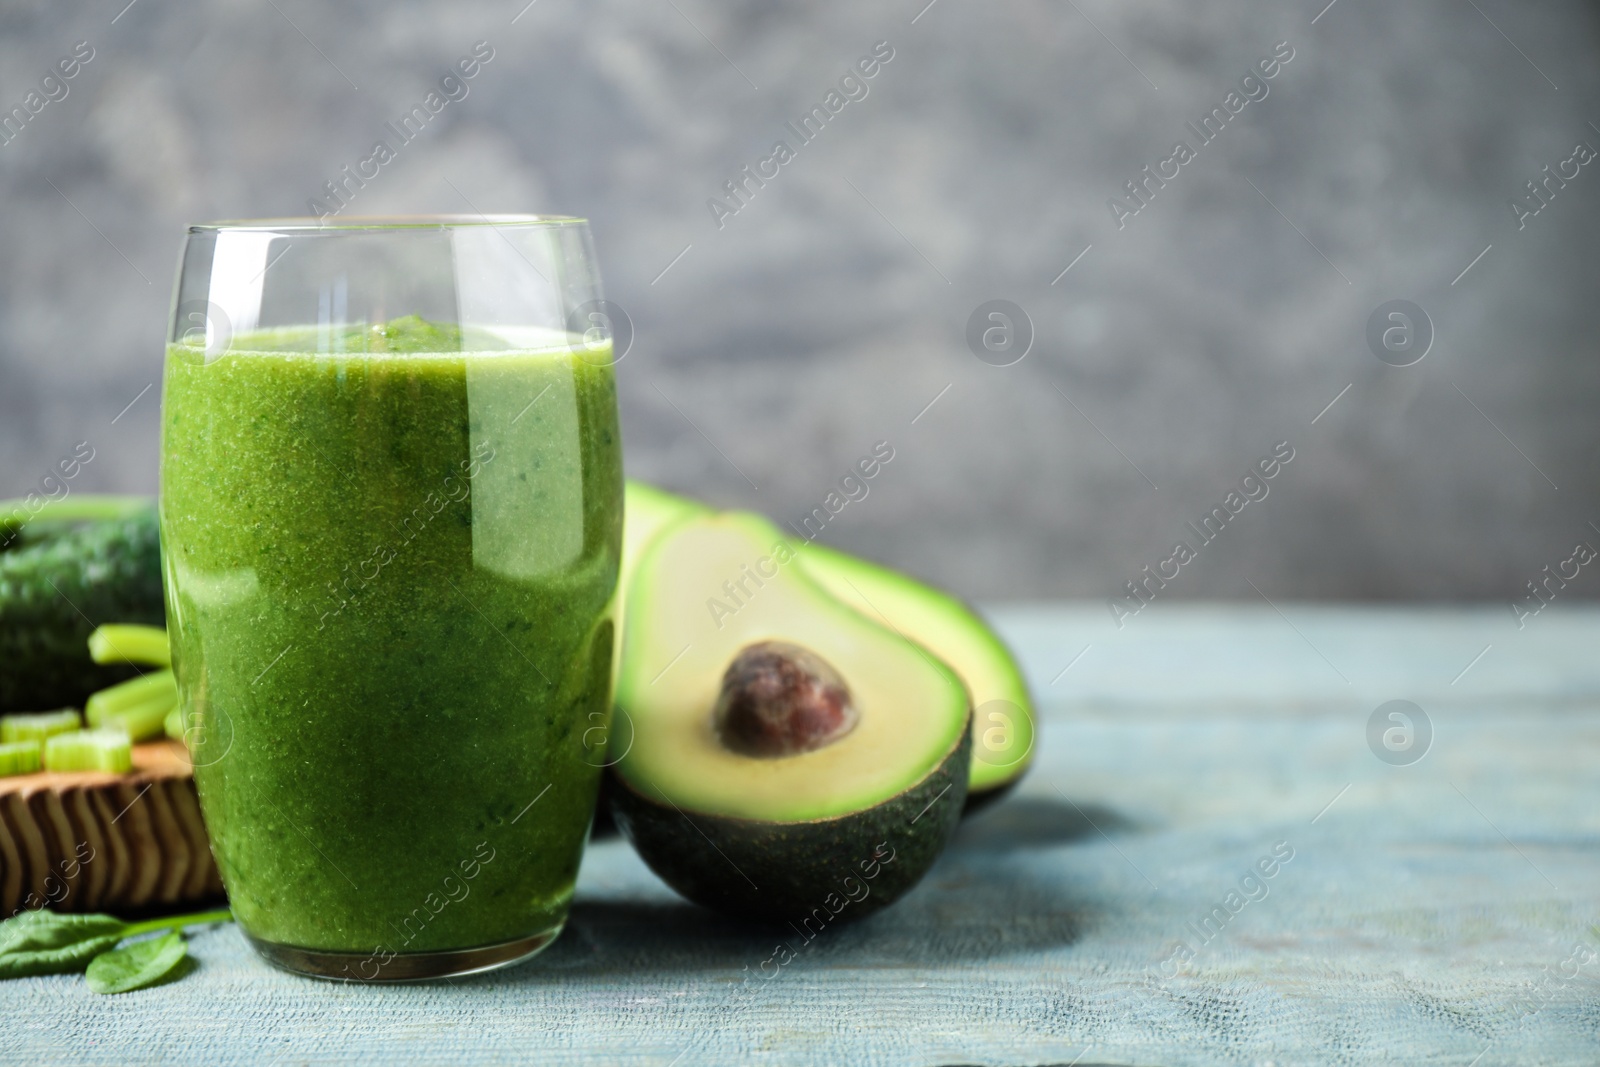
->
162 300 621 979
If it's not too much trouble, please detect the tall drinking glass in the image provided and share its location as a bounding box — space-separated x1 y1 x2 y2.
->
160 217 622 981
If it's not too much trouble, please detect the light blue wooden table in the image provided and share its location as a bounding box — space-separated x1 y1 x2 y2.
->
6 605 1598 1066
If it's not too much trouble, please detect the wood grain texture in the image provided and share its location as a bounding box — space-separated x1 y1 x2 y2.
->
0 741 219 917
0 606 1595 1066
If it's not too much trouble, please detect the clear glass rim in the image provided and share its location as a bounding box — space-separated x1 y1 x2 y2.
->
188 214 587 234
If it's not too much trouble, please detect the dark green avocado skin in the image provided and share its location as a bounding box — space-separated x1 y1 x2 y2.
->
589 772 620 839
0 509 165 712
612 715 971 923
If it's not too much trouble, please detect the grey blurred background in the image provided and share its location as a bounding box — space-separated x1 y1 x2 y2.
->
1 0 1597 603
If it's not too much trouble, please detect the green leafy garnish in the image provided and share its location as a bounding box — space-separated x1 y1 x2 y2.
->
224 315 519 355
85 930 187 994
0 907 230 989
0 912 127 978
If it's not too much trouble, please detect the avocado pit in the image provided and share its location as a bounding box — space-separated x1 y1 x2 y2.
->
713 641 859 757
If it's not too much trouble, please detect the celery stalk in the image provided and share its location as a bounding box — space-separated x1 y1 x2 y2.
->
85 671 176 727
0 709 83 745
0 740 41 776
44 730 132 773
104 696 177 743
87 625 171 668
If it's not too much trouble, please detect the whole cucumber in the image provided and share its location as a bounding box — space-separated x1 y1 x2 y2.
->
0 501 164 712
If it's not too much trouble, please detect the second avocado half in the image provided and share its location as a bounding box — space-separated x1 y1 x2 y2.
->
610 508 972 923
620 481 1035 807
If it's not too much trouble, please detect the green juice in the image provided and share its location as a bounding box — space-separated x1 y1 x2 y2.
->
160 317 621 964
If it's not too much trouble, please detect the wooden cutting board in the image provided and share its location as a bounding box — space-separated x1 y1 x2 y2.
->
0 740 222 917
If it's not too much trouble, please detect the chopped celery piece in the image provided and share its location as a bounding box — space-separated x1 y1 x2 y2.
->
88 624 171 668
105 696 176 743
44 730 132 774
85 670 176 727
0 709 83 745
0 740 41 776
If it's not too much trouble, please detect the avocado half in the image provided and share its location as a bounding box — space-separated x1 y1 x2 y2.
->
611 509 971 922
618 480 1034 809
584 482 712 839
619 481 703 612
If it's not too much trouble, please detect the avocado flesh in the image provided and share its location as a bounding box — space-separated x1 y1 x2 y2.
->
619 480 1034 800
793 542 1035 796
613 510 972 920
620 481 705 601
615 510 969 822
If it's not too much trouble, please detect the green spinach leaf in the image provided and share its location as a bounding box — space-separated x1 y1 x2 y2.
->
0 911 128 978
85 930 187 994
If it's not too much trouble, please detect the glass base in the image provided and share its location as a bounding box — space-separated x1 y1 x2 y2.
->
246 923 564 982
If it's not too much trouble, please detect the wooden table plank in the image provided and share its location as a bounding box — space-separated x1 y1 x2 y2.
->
2 606 1595 1066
